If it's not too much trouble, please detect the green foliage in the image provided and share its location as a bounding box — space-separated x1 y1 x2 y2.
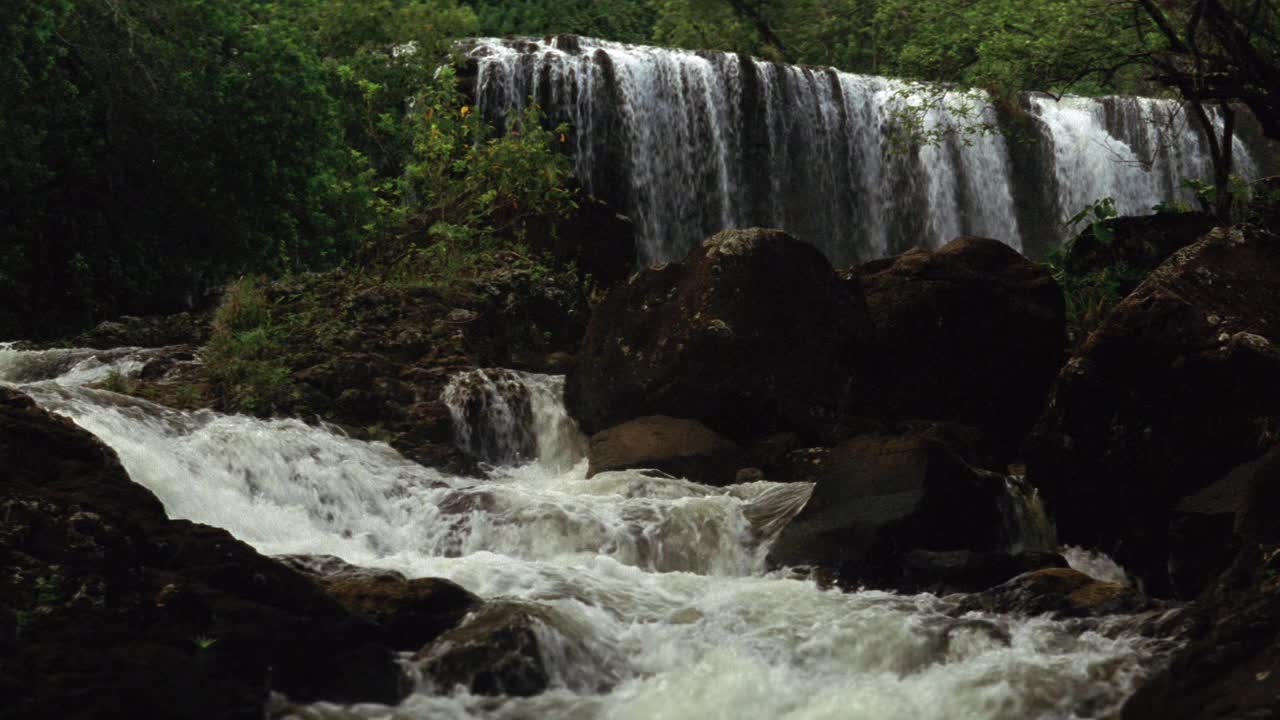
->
99 371 132 396
1152 198 1195 215
1044 247 1143 348
363 66 576 283
192 636 219 651
1066 197 1119 246
1182 175 1253 220
1043 197 1141 346
204 278 299 415
466 0 657 43
653 0 879 68
0 0 376 338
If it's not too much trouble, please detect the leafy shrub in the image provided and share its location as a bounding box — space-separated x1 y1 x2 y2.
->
204 277 299 415
363 66 577 282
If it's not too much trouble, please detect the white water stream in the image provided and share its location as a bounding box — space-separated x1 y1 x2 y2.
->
1 345 1166 719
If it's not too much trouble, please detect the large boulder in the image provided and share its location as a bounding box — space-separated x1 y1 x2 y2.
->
567 228 872 443
0 388 408 719
1123 546 1280 720
278 555 480 651
766 424 1013 588
1027 225 1280 596
1062 212 1219 281
853 236 1066 456
586 415 742 485
416 602 554 697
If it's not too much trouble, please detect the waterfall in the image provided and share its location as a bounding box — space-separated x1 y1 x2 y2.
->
468 36 1259 264
2 345 1169 718
443 368 587 472
1000 475 1058 554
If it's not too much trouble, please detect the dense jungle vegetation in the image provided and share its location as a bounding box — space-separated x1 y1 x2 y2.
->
2 0 1277 337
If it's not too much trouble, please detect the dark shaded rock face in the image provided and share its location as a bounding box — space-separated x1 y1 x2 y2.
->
1124 546 1280 720
1027 226 1280 596
1063 212 1219 282
900 550 1068 595
766 425 1011 587
68 312 209 350
519 193 638 288
963 567 1151 618
416 602 552 697
568 228 872 443
587 415 743 486
1165 448 1280 599
853 236 1066 457
0 388 408 720
278 555 481 651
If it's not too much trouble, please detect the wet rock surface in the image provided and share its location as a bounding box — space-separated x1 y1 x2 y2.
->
567 228 873 444
766 424 1011 588
1124 545 1280 720
416 602 554 697
962 567 1151 618
278 555 481 651
587 415 743 486
518 192 638 289
0 387 411 720
900 550 1068 595
1027 226 1280 596
852 236 1066 457
65 312 210 350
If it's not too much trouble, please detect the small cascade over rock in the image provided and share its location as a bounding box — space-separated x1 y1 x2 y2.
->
1001 475 1058 554
466 36 1261 264
443 368 586 471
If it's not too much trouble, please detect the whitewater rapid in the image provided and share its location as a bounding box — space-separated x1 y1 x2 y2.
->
1 345 1170 719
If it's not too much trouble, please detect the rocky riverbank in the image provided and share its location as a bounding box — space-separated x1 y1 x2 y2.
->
5 195 1279 716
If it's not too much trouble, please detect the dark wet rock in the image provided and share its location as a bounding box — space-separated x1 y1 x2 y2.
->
0 387 408 720
767 424 1011 588
69 312 208 350
1027 226 1280 596
568 228 872 444
278 555 481 651
136 346 200 382
417 602 552 697
964 567 1151 618
1123 545 1280 720
519 193 637 288
901 550 1068 594
1063 212 1220 282
587 415 743 486
852 236 1066 457
1166 448 1280 598
1236 446 1280 545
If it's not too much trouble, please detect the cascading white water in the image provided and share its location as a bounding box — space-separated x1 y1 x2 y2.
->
469 36 1259 264
2 346 1169 719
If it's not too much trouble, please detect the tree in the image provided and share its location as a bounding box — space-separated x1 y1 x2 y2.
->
1128 0 1280 217
465 0 658 44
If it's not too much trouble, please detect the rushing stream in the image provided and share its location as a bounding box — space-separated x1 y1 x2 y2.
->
1 344 1170 719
